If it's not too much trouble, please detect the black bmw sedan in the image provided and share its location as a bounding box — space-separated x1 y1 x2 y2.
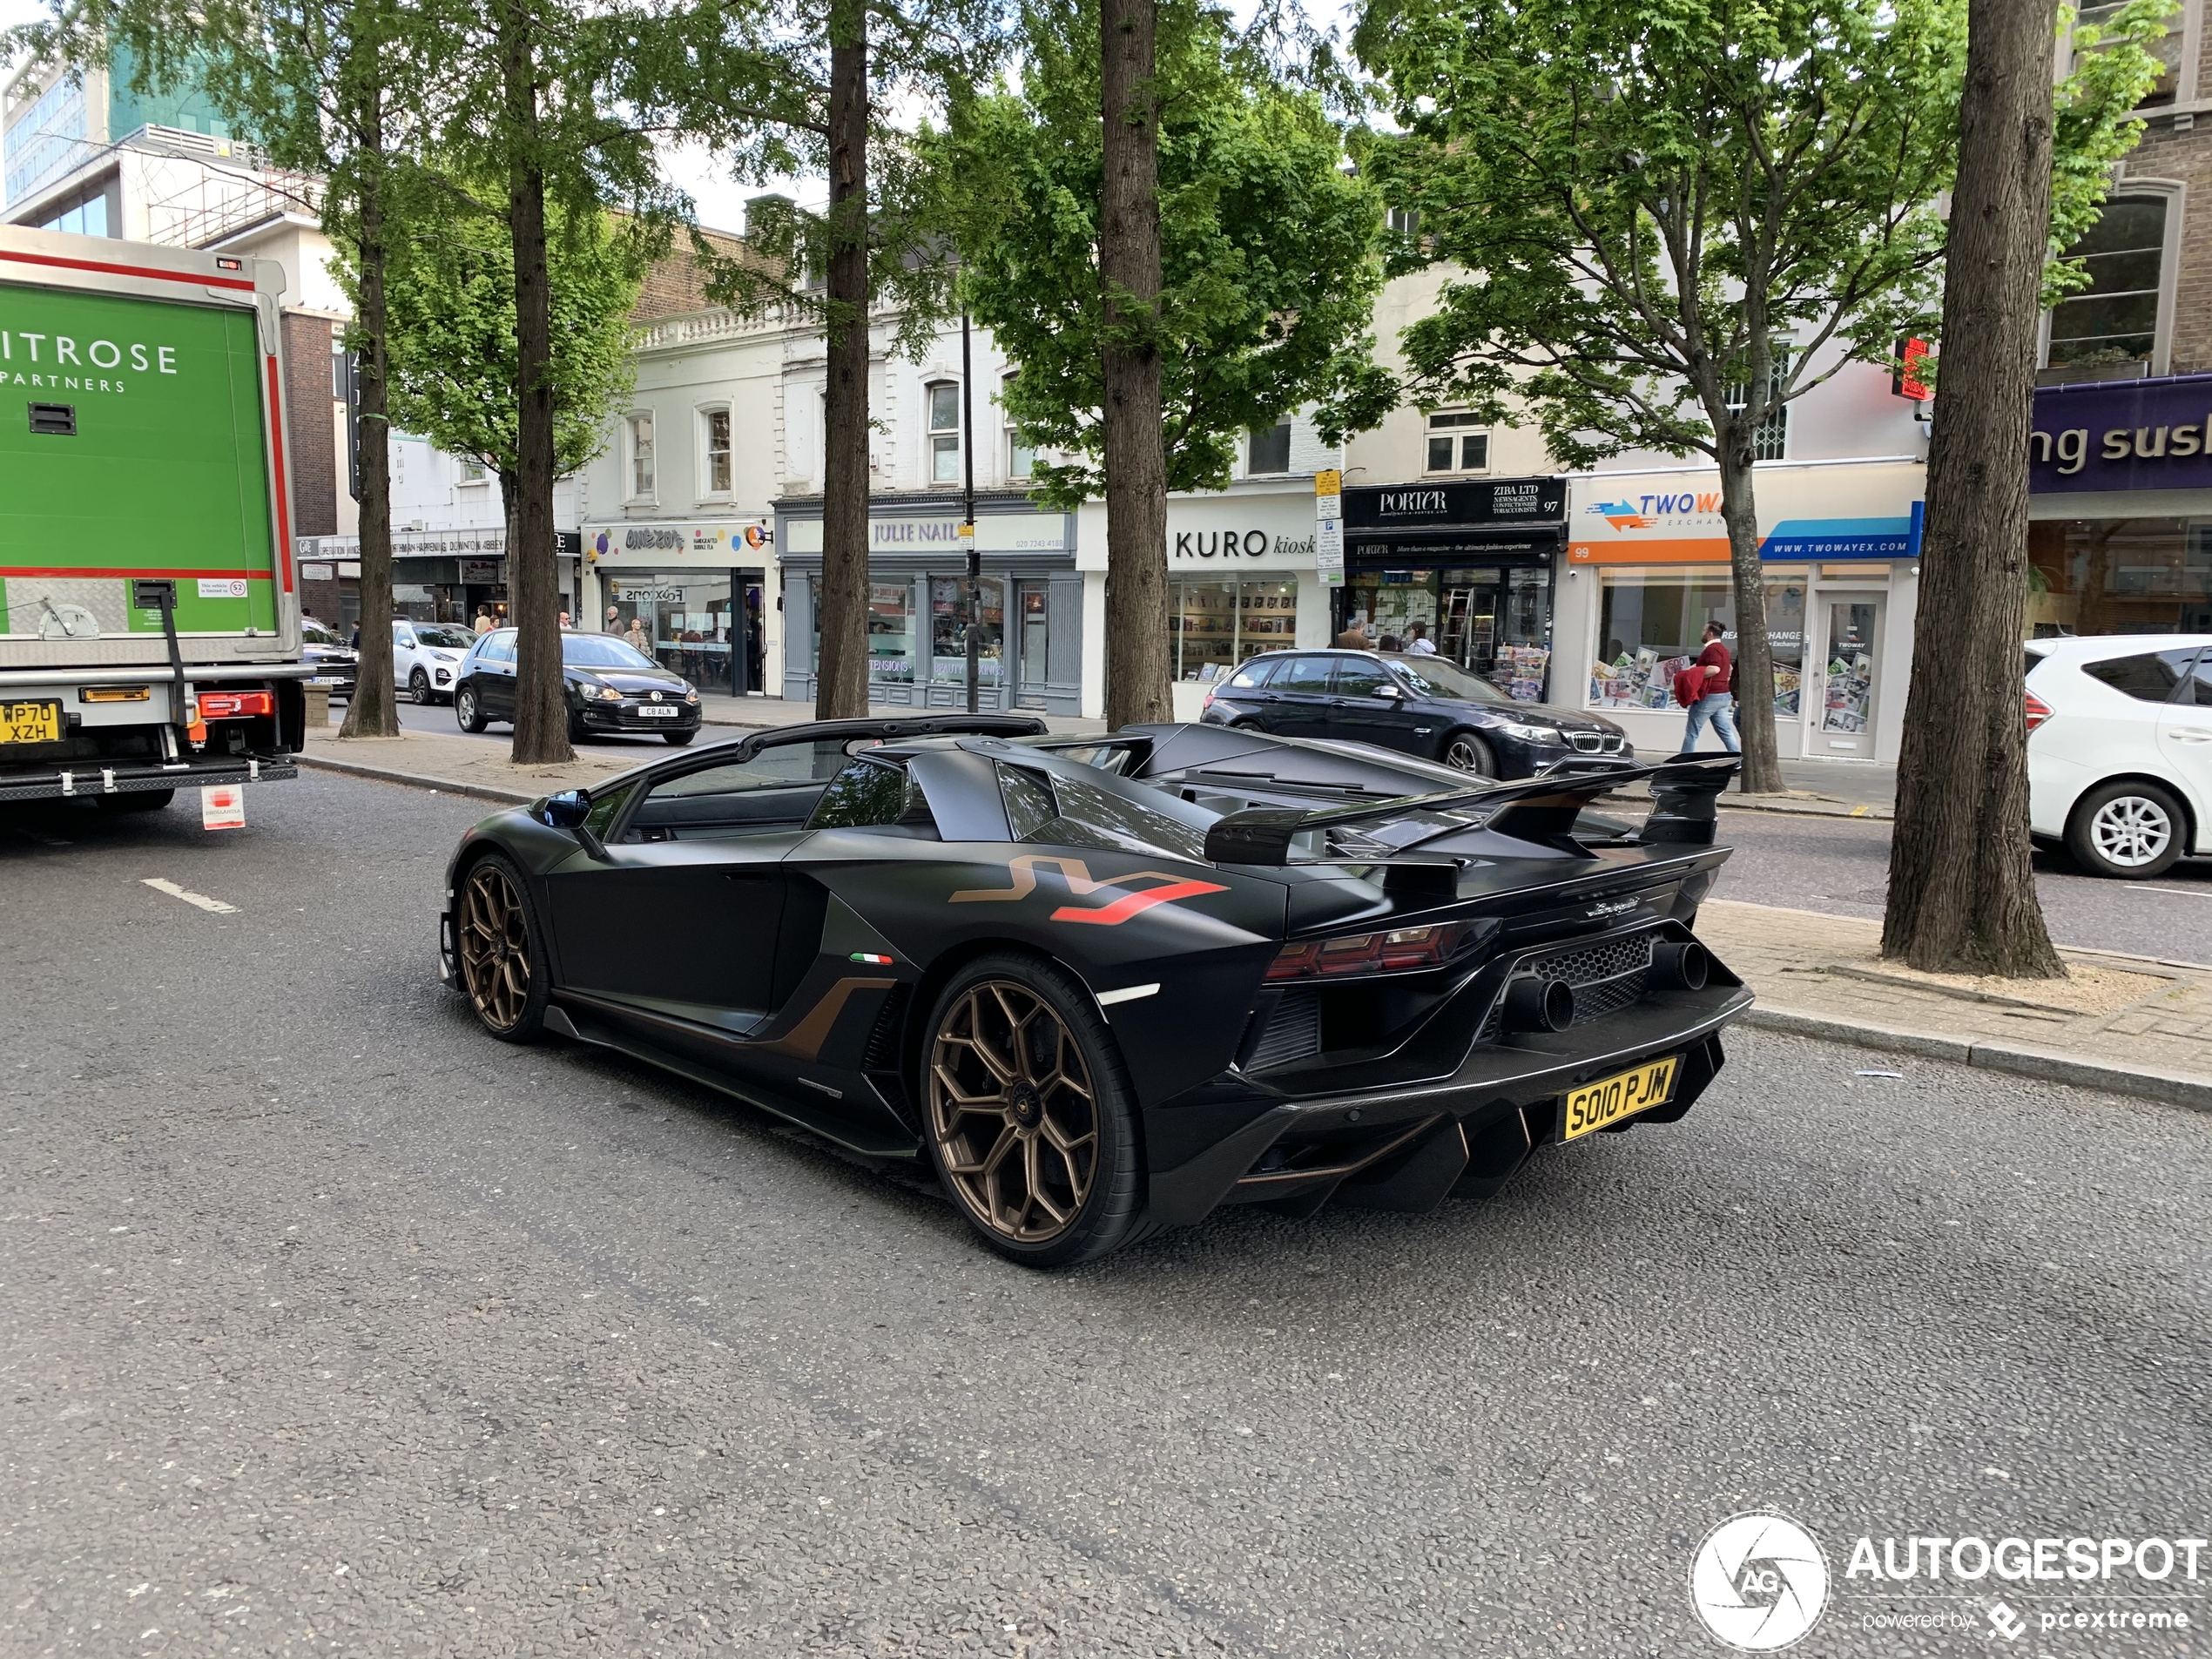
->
1201 649 1629 778
453 627 704 745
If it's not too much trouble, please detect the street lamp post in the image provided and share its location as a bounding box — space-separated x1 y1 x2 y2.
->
961 314 980 713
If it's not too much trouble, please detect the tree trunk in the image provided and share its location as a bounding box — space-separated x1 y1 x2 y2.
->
815 0 872 721
1098 0 1170 729
1716 434 1782 792
1881 0 2063 977
337 78 399 740
501 3 572 765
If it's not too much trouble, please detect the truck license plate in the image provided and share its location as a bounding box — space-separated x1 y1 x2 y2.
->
0 699 62 744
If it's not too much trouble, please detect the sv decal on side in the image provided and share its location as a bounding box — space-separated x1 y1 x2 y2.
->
951 855 1229 926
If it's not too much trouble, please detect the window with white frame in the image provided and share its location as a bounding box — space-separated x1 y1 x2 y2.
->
2074 1 2187 108
1386 207 1421 238
1247 421 1292 475
458 455 487 484
1001 374 1035 481
701 406 732 495
627 411 656 499
1425 412 1489 474
927 381 961 485
1724 349 1790 462
2047 195 2168 372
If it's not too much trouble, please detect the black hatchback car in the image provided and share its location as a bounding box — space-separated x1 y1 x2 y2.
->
453 628 703 745
1203 650 1629 777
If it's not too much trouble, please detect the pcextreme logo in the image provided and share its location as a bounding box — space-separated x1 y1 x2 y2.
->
951 855 1227 927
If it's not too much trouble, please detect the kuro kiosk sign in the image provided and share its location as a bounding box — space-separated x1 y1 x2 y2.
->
1339 476 1568 695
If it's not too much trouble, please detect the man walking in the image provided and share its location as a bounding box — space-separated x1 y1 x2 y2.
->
1682 620 1740 753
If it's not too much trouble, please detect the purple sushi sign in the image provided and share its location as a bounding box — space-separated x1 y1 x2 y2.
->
2030 372 2212 493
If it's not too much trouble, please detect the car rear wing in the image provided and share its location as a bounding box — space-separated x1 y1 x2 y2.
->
718 712 1048 765
1202 753 1741 867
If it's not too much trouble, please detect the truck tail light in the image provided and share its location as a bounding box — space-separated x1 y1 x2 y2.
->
2025 691 2054 734
199 691 274 719
1265 921 1482 982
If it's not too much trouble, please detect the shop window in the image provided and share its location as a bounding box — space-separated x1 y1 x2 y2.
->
2047 197 2168 373
627 412 656 500
701 407 732 495
867 581 918 683
1003 374 1035 481
1426 412 1489 475
1247 421 1292 476
927 381 962 485
2027 518 2212 637
2074 2 2185 108
1723 351 1790 462
931 576 1004 683
1590 569 1805 716
1170 577 1299 681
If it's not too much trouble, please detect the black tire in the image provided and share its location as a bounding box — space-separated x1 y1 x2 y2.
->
455 685 489 733
1440 730 1496 776
567 709 588 745
664 728 698 746
409 668 434 705
2066 779 2186 879
95 788 174 813
455 853 552 1042
919 953 1145 1267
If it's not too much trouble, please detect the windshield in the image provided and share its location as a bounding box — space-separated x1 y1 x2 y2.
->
415 625 476 650
1383 654 1512 704
302 623 341 645
562 635 659 671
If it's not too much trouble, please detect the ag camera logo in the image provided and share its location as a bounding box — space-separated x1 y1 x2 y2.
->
1689 1512 1831 1650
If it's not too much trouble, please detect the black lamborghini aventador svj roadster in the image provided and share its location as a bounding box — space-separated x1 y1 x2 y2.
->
437 714 1750 1264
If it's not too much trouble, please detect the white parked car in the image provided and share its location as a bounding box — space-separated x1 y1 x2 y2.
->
2027 633 2212 878
393 620 479 705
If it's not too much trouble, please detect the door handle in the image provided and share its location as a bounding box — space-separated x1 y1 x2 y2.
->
2172 729 2212 744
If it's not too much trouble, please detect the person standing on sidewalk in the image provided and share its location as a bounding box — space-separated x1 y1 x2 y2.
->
1682 620 1740 752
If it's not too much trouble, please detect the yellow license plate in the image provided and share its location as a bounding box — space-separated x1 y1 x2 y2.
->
0 700 62 745
1561 1056 1679 1142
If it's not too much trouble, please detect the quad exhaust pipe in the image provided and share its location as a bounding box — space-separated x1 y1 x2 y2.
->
1649 941 1710 991
1503 974 1576 1034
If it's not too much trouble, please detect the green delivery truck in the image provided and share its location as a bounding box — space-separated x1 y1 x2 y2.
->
0 223 314 814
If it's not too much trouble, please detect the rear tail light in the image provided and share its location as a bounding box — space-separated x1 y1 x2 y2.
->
1265 921 1481 982
2025 691 2054 734
198 690 274 718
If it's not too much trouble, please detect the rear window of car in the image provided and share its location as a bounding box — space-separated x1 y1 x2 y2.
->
1332 659 1395 697
1224 658 1281 692
1274 656 1336 694
806 758 935 833
2082 649 2201 702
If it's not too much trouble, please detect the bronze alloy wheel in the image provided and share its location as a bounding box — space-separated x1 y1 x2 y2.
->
927 980 1100 1244
459 860 532 1032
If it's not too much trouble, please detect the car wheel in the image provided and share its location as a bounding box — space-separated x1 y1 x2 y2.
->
1440 731 1496 776
567 709 587 744
455 685 488 733
664 728 697 746
921 954 1144 1267
455 854 550 1042
95 788 174 813
2067 780 2186 879
409 668 434 705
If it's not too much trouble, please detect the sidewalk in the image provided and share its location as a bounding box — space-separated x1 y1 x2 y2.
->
1701 900 2212 1111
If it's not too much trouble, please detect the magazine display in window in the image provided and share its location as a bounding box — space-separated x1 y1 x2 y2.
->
1495 644 1550 702
1823 651 1873 732
1590 647 1695 710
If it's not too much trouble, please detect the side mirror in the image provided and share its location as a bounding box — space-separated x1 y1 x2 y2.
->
543 789 590 829
1378 683 1406 699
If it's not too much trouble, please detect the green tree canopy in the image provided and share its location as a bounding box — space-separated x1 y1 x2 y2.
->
1352 0 2168 791
368 185 652 486
922 0 1394 509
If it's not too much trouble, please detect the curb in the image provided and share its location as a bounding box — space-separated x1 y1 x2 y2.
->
295 752 537 806
1742 1005 2212 1113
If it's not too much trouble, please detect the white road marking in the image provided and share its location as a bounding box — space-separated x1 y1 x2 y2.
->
141 878 238 914
2128 883 2212 900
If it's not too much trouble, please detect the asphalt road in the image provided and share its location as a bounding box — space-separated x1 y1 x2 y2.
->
1706 811 2212 964
3 774 2209 1657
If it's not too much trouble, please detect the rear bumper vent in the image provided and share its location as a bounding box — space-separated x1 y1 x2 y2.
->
1246 990 1321 1071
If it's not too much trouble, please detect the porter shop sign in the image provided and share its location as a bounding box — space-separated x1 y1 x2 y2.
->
2031 372 2212 493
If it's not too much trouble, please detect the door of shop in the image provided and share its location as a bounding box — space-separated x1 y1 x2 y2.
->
1804 594 1884 758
